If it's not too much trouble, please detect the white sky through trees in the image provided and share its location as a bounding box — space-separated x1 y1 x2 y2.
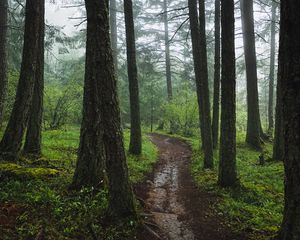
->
45 3 80 35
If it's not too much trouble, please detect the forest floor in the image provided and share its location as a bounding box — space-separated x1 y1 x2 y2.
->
136 133 247 240
0 128 158 239
0 128 283 239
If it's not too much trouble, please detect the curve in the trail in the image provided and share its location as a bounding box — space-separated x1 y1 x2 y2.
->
140 133 247 240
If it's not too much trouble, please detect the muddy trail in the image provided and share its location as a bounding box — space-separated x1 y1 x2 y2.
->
135 133 247 240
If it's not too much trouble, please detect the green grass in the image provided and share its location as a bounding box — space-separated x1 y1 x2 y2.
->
189 132 283 239
124 131 158 183
0 126 158 240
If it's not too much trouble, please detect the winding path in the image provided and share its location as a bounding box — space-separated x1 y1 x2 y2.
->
136 133 247 240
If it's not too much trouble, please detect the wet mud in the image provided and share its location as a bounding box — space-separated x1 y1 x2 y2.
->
136 133 248 240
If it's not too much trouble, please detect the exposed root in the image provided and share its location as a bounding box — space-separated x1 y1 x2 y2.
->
142 224 163 240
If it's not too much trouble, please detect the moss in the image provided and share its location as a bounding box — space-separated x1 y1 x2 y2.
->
0 163 59 180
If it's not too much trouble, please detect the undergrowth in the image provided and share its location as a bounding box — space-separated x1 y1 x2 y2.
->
0 127 158 239
189 132 283 240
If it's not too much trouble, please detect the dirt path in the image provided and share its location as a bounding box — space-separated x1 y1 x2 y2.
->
136 133 247 240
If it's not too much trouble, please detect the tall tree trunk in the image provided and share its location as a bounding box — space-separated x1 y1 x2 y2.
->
218 0 237 187
80 0 136 218
240 0 263 150
109 0 118 71
163 0 174 133
188 0 214 169
0 0 8 128
273 69 284 161
23 0 45 158
278 1 300 239
164 0 172 100
101 0 136 218
212 0 220 149
272 2 283 162
268 2 277 133
71 0 106 188
0 0 40 161
124 0 142 155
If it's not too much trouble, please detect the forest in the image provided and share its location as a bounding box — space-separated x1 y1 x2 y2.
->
0 0 299 239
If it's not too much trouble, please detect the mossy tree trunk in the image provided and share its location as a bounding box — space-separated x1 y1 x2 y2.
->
0 0 40 161
23 0 45 158
218 0 237 188
212 0 220 149
278 1 300 239
188 0 214 169
240 0 263 150
0 0 8 128
124 0 142 155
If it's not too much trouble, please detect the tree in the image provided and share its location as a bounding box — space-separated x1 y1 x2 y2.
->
278 1 300 239
23 0 45 158
272 2 283 162
78 0 136 218
102 0 136 218
188 0 213 168
124 0 142 155
0 0 8 127
218 0 237 187
0 0 41 161
240 0 264 150
110 0 118 71
163 0 172 101
212 0 220 149
71 0 107 188
273 71 284 161
268 1 277 133
163 0 174 133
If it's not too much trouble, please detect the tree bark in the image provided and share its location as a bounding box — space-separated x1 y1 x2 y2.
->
163 0 174 133
278 1 300 239
0 0 8 128
212 0 220 149
273 2 283 162
268 2 276 133
273 68 284 161
23 0 45 158
71 0 107 188
188 0 213 168
218 0 237 188
103 0 136 218
109 0 118 71
0 0 40 161
240 0 263 150
81 0 136 218
124 0 142 155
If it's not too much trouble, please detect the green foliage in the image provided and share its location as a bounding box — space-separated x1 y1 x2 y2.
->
42 126 80 170
2 71 19 122
124 130 158 183
190 133 283 239
44 80 83 129
161 88 199 136
0 128 158 239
